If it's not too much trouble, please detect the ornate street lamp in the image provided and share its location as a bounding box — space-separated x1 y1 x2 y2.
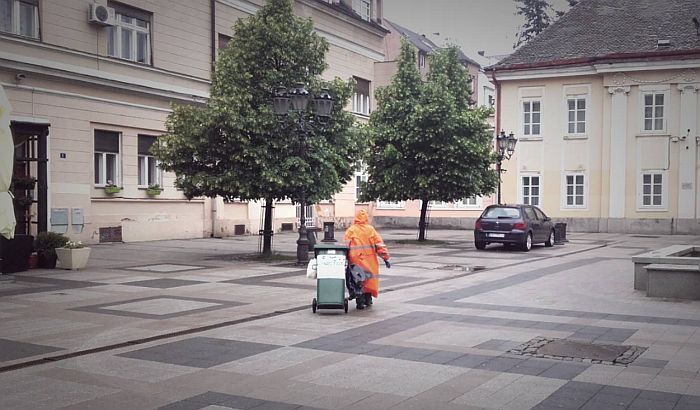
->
496 130 517 205
272 83 334 264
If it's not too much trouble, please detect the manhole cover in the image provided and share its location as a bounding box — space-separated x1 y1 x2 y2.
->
509 337 646 365
436 265 471 271
539 339 628 361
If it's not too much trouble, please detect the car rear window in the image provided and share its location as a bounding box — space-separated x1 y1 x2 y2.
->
482 207 521 219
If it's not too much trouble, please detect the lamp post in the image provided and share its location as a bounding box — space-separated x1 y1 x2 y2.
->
495 130 517 205
272 83 333 265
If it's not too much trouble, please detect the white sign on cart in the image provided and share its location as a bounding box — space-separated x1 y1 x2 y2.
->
316 252 346 279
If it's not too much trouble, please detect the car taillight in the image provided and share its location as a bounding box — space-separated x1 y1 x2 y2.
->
513 222 527 230
474 220 482 230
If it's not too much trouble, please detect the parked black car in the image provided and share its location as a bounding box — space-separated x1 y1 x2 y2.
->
474 204 555 251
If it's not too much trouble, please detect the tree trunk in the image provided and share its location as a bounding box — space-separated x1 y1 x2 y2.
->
262 197 274 256
418 198 429 242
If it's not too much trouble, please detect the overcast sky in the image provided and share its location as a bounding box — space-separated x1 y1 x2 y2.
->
382 0 571 60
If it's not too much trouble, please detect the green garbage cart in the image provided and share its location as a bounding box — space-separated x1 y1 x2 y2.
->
312 244 349 313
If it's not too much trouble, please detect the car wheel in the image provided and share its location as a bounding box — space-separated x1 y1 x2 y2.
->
521 233 532 252
545 230 555 247
475 241 486 250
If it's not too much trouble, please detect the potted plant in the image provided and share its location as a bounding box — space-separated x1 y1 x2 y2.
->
11 175 37 190
103 180 122 195
56 240 91 270
146 184 162 197
34 231 68 269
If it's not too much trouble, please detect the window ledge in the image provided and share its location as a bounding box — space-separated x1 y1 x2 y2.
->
563 135 588 140
636 208 668 212
636 133 670 138
519 136 543 141
352 112 370 119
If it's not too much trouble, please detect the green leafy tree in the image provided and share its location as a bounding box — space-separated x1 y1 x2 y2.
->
154 0 359 255
513 0 554 48
556 0 580 18
362 42 498 241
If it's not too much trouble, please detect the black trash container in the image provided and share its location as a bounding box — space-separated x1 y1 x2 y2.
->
1 234 34 274
322 221 337 242
554 223 568 244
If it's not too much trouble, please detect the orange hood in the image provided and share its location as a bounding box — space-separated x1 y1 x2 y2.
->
353 209 369 225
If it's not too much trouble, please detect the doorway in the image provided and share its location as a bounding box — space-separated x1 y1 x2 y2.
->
10 121 49 235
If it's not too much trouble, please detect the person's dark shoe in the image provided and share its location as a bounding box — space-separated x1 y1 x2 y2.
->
356 301 365 310
364 293 373 305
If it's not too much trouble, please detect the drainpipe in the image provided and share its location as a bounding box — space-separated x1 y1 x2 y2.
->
211 0 216 71
491 70 501 137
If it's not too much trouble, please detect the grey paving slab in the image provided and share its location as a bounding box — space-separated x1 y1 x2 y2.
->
121 278 208 288
71 296 244 319
0 338 63 361
118 337 281 368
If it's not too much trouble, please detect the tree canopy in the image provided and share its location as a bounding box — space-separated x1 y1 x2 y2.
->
154 0 361 253
361 41 498 240
513 0 554 49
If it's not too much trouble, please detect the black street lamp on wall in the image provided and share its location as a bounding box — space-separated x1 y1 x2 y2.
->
272 83 334 265
496 130 517 205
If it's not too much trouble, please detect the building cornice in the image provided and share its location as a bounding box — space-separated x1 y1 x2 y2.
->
0 51 210 103
216 0 385 61
0 34 211 85
492 58 700 82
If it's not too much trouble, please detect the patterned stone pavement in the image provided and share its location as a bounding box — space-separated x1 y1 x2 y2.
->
0 230 699 409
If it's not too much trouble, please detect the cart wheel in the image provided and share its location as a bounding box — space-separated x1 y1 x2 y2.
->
312 298 317 313
344 299 348 313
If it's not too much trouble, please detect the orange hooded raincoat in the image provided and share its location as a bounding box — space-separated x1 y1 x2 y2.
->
344 209 390 298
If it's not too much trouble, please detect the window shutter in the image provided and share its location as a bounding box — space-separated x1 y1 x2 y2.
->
94 130 120 153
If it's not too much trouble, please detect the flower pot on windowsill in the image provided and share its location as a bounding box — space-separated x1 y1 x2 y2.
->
55 247 91 270
146 187 162 197
103 185 122 195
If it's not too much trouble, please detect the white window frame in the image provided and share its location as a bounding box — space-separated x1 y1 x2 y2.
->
562 172 586 209
455 197 482 209
138 155 161 188
137 135 161 188
566 96 587 136
94 132 121 187
640 87 669 134
0 0 39 39
428 201 450 209
352 0 371 21
637 170 667 211
353 92 370 116
418 52 426 68
354 161 368 202
107 11 151 64
520 173 542 206
295 203 315 227
377 201 405 209
521 98 542 137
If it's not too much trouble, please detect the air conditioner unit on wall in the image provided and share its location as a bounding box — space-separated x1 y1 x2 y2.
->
88 4 115 26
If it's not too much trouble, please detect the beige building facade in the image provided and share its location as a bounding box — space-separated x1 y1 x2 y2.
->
1 0 386 243
488 0 700 234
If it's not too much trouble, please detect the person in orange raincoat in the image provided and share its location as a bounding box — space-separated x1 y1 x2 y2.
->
344 209 390 310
